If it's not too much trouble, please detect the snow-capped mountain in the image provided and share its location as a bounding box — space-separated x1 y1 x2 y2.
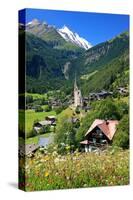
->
25 19 92 50
58 25 92 50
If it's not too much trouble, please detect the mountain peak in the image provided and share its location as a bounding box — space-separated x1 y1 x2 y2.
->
60 25 72 32
58 25 92 50
27 19 40 26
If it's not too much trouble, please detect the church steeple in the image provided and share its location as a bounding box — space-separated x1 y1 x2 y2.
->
74 73 78 90
74 73 83 108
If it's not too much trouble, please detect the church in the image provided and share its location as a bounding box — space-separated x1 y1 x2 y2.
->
74 77 83 108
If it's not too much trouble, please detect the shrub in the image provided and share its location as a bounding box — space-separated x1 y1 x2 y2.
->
76 111 96 143
45 105 52 112
94 98 121 120
35 106 43 112
54 116 77 153
113 114 129 149
55 106 67 114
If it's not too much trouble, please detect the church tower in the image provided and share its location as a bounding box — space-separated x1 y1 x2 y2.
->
74 76 83 108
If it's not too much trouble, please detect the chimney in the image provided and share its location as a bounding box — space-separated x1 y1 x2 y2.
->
105 119 109 125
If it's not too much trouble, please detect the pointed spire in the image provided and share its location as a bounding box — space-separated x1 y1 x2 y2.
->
74 72 78 90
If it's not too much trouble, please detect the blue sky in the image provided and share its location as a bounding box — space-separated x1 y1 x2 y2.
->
19 8 129 46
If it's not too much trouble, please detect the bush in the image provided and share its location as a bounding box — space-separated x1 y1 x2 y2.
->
44 105 52 112
113 114 129 149
94 98 121 120
55 107 64 114
35 106 43 112
55 106 67 114
76 111 96 143
54 116 77 153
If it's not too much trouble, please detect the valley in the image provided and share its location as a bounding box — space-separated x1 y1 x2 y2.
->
19 15 129 191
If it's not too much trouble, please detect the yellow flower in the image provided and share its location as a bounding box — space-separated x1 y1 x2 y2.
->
44 155 50 161
44 171 49 177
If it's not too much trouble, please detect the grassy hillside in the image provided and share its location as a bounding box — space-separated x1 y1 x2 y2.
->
81 51 129 94
25 32 83 93
69 32 129 95
70 31 129 75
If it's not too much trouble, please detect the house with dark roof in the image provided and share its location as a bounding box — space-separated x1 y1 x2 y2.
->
45 115 56 122
33 120 52 133
80 119 119 152
89 90 113 101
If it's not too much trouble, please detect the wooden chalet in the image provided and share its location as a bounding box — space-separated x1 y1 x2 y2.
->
80 119 119 152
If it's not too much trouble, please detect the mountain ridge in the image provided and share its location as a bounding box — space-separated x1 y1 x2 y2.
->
25 19 92 50
19 22 129 95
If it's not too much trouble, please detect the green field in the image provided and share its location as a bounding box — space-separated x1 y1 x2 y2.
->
19 109 56 138
25 110 56 134
25 107 75 134
19 106 74 139
26 93 47 100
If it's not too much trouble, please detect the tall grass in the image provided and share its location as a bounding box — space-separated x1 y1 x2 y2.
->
19 149 129 191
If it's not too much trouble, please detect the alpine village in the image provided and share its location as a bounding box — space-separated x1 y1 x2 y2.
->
19 18 129 191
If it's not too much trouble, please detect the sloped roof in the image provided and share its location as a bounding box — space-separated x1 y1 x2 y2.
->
85 119 119 140
35 120 51 126
46 116 56 119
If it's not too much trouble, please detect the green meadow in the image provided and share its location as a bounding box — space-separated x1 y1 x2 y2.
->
25 92 48 100
25 109 56 134
19 106 75 140
19 149 129 191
